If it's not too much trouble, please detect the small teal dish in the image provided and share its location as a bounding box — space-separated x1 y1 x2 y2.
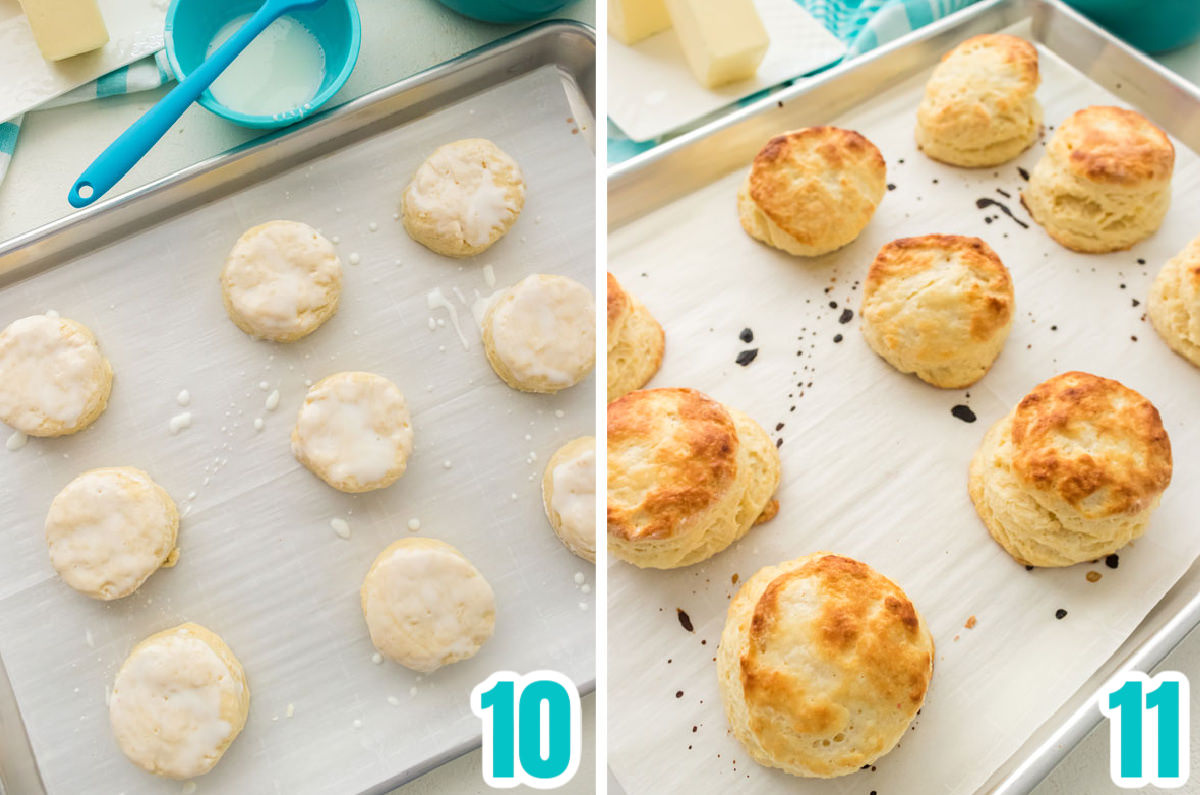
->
1064 0 1200 53
164 0 361 129
434 0 573 24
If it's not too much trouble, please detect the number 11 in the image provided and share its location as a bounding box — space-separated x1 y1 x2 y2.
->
1100 671 1190 788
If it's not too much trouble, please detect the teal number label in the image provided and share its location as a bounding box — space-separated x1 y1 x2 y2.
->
472 670 582 789
1099 671 1190 788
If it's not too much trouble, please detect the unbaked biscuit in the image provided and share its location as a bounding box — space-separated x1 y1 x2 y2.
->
482 274 596 394
1022 106 1174 252
738 127 886 257
542 436 596 562
45 467 179 600
109 623 249 780
607 388 780 569
607 272 664 403
1148 234 1200 367
718 553 933 778
291 372 414 493
916 34 1042 167
220 220 342 342
402 138 525 258
0 314 112 436
361 538 495 672
861 234 1014 388
969 371 1172 567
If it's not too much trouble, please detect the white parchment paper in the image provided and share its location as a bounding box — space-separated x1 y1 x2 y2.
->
608 31 1200 795
0 66 595 795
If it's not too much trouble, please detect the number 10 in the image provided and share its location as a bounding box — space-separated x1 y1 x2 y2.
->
472 670 582 789
1100 671 1190 788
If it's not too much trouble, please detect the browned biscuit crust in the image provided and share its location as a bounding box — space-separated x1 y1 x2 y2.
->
1054 106 1174 186
607 387 739 543
719 552 934 778
606 271 630 340
746 127 886 251
1010 371 1172 517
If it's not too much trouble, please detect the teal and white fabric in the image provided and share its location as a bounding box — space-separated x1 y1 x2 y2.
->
805 0 975 56
608 0 979 164
0 51 176 188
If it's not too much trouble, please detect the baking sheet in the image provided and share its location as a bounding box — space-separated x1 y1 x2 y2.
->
607 0 844 142
607 21 1200 795
0 63 595 795
0 0 166 122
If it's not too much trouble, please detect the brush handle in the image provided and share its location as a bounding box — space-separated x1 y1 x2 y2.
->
67 2 285 208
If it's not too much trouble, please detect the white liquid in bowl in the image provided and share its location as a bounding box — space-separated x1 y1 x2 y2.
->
206 14 326 118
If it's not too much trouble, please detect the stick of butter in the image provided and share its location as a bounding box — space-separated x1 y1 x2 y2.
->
18 0 110 62
609 0 671 46
665 0 770 88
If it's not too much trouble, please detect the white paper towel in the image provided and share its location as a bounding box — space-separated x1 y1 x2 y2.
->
607 0 844 142
0 0 166 122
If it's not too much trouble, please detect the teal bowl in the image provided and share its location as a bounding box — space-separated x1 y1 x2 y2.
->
434 0 573 24
164 0 361 129
1064 0 1200 53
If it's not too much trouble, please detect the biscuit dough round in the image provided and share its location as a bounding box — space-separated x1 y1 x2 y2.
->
915 34 1042 167
718 553 934 778
361 538 496 672
0 314 112 436
542 436 596 562
45 467 179 600
1021 106 1174 253
861 234 1014 388
607 272 664 403
968 371 1172 567
607 388 780 569
109 623 249 780
220 220 343 342
402 138 525 257
1148 234 1200 367
291 372 414 493
738 127 886 257
483 274 596 394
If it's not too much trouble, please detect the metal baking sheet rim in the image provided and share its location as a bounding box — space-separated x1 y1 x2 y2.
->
606 1 1200 792
0 20 597 281
0 20 596 795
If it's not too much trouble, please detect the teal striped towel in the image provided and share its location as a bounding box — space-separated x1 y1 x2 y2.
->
0 51 176 190
608 0 979 164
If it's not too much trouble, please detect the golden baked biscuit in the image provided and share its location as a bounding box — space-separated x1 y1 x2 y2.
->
607 388 780 569
718 553 934 778
220 220 342 342
109 623 249 779
916 34 1042 167
542 436 596 562
402 138 525 258
0 314 112 437
738 127 886 257
969 371 1172 567
1022 106 1174 252
45 467 179 600
1148 234 1200 367
607 273 664 402
861 235 1014 388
